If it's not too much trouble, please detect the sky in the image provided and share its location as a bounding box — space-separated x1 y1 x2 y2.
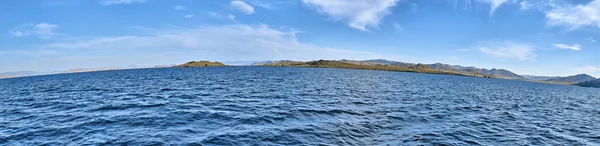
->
0 0 599 77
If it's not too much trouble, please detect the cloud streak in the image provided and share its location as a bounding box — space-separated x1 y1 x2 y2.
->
552 44 581 51
478 0 509 16
173 5 186 10
477 41 536 60
210 12 236 22
101 0 147 6
10 23 59 39
302 0 400 31
43 24 392 62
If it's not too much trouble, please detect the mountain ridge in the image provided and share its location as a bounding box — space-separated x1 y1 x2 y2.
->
340 59 524 79
544 74 597 84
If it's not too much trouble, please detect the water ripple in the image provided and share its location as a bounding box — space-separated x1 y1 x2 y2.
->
1 67 599 145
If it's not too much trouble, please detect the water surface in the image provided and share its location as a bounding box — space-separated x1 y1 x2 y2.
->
1 67 599 145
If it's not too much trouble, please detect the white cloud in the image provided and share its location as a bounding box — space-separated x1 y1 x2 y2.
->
184 15 194 18
101 0 146 6
173 5 186 10
210 12 236 22
478 0 509 16
477 41 536 60
588 37 597 43
302 0 400 31
10 23 59 39
545 0 600 30
552 44 581 51
458 49 470 52
231 1 255 14
43 24 392 62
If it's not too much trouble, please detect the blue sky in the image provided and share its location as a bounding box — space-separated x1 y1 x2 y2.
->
0 0 599 77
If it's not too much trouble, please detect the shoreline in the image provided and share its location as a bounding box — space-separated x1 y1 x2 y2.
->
0 66 590 88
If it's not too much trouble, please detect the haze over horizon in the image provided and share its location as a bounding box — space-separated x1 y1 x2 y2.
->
1 0 599 77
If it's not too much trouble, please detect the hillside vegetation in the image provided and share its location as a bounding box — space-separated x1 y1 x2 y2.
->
175 61 226 67
263 60 487 77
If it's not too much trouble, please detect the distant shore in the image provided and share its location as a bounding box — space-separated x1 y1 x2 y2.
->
2 59 597 89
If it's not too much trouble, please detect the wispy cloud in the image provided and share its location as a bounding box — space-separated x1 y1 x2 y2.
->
552 44 581 51
231 1 255 14
302 0 400 31
249 0 274 9
545 0 600 30
210 12 236 22
393 22 404 32
478 0 509 16
184 15 194 18
477 41 536 60
588 37 597 43
101 0 147 6
9 23 59 39
173 5 186 10
519 1 530 10
42 24 393 62
458 49 470 52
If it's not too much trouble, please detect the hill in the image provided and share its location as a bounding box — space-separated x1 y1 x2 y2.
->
544 74 597 84
522 75 560 81
480 68 525 80
577 79 600 88
336 59 522 79
262 60 483 77
175 61 226 67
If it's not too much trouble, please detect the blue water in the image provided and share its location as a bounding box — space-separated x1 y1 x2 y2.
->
1 67 599 145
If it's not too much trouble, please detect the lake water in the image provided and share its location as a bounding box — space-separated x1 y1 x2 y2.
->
1 67 599 145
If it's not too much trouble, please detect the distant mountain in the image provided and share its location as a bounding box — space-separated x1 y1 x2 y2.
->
521 75 560 81
353 60 524 79
0 71 43 78
222 61 256 66
251 60 295 66
64 68 121 73
545 74 597 84
261 60 474 77
358 59 398 65
577 79 600 88
256 59 524 79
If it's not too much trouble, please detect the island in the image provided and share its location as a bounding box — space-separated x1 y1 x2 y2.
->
175 61 226 67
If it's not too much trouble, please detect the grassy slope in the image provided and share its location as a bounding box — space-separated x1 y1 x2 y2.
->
175 61 226 67
262 60 485 77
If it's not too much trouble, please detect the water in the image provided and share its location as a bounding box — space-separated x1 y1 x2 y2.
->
1 67 599 145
